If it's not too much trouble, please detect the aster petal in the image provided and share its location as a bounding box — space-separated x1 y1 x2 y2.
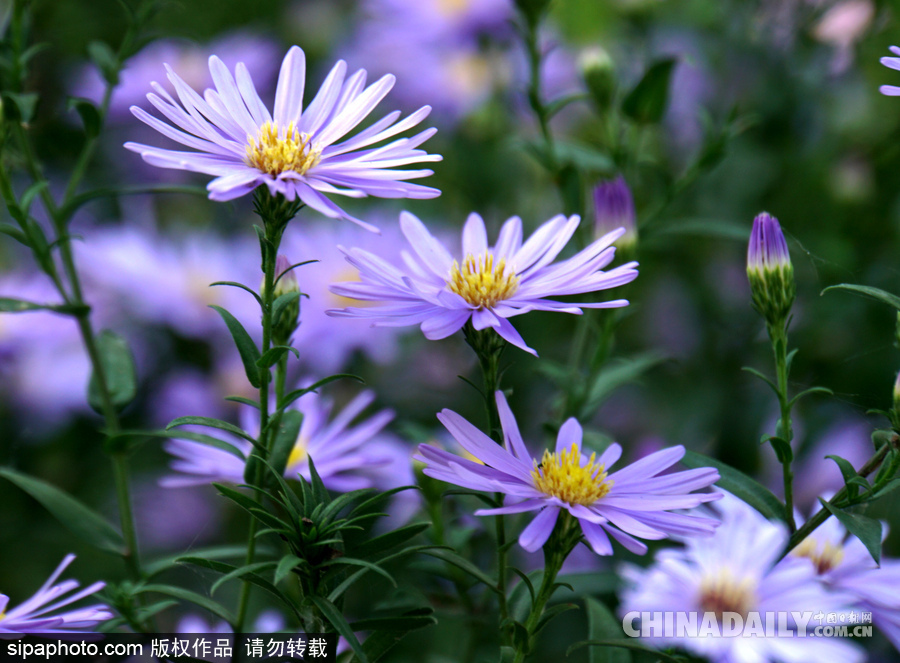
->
208 55 258 136
606 445 685 485
493 216 523 260
298 59 347 137
519 507 560 552
581 519 614 555
475 499 546 516
437 409 534 483
273 45 306 127
601 523 648 555
555 417 582 453
420 308 470 339
492 316 537 356
235 62 272 126
399 211 455 277
596 443 622 468
316 74 396 147
495 391 531 462
596 507 668 539
462 212 488 255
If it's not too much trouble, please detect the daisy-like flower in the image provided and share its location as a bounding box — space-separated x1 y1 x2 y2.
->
125 45 441 228
162 389 402 493
619 493 865 663
328 212 639 355
0 555 112 634
415 391 720 554
880 45 900 96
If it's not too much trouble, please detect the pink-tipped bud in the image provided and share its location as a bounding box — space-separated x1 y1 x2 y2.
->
747 212 795 325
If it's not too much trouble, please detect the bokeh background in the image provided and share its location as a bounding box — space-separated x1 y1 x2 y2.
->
3 0 900 659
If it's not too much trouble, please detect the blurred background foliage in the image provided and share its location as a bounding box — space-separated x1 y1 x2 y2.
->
4 0 900 659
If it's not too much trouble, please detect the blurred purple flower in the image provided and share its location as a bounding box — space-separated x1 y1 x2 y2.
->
619 492 864 663
416 391 720 554
163 389 401 492
328 211 638 355
129 479 224 552
125 45 441 226
593 176 636 249
0 555 111 634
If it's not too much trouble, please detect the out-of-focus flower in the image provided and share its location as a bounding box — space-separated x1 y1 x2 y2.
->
76 224 258 340
619 493 865 663
790 506 900 651
177 609 285 634
416 391 720 554
75 33 280 121
812 1 874 74
579 46 615 111
125 46 441 227
881 46 900 97
281 218 415 373
328 211 639 355
592 176 636 253
747 211 794 326
0 555 112 634
163 389 401 493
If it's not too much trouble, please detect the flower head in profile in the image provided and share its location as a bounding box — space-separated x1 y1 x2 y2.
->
163 389 401 493
619 493 864 663
0 555 112 634
415 392 720 555
880 45 900 96
328 212 639 355
125 46 441 229
593 176 636 251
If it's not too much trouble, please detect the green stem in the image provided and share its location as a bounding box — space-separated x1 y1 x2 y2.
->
512 513 578 663
768 322 796 532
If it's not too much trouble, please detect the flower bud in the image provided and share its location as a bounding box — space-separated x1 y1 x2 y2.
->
747 212 795 326
892 370 900 415
262 254 300 345
579 46 615 111
593 176 637 256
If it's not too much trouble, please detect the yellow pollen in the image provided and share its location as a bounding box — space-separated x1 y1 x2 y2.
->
792 537 845 575
447 251 519 309
246 121 321 176
286 436 309 471
436 0 471 17
698 569 758 620
0 610 4 622
531 443 613 506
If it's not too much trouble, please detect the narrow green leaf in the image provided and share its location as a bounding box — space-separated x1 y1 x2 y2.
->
309 595 368 663
213 483 261 515
351 522 430 559
167 416 258 446
210 281 263 308
535 603 579 637
20 181 49 215
274 554 303 585
278 373 364 410
266 410 304 481
0 297 86 314
583 353 666 416
820 500 882 565
145 545 257 577
209 305 262 388
224 396 261 410
764 436 793 464
321 557 396 587
681 450 785 521
421 548 500 593
622 58 676 124
351 611 435 663
67 97 101 136
0 223 28 245
0 468 125 555
825 455 865 496
348 612 436 632
87 40 119 85
274 260 318 286
1 91 39 123
256 345 300 369
822 284 900 312
585 597 631 663
788 386 833 408
327 545 439 603
209 561 277 596
104 428 245 459
88 330 137 414
510 568 536 606
272 291 301 322
136 584 235 625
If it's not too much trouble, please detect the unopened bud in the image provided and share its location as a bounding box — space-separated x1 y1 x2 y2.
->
579 46 615 111
747 212 795 326
262 254 300 345
893 370 900 414
593 176 637 257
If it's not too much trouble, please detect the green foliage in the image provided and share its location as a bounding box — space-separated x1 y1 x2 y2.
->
585 598 631 663
820 499 883 566
680 450 785 521
88 330 137 414
622 59 676 124
210 304 263 388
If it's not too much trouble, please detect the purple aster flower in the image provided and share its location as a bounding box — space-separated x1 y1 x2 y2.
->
162 389 400 493
882 46 900 96
125 45 441 227
0 555 112 634
415 391 720 554
593 176 636 250
619 493 865 663
327 212 639 355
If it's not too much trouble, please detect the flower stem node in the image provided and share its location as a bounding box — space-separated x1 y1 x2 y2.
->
747 212 795 327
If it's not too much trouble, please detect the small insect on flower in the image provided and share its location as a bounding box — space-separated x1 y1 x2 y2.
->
0 555 112 634
880 45 900 96
415 391 721 554
328 211 639 355
125 46 441 229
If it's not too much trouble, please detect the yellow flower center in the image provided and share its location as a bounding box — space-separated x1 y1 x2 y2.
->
329 267 375 308
792 536 845 574
286 436 309 471
0 609 5 622
531 443 613 506
246 121 321 176
698 569 758 620
447 251 519 309
436 0 471 17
